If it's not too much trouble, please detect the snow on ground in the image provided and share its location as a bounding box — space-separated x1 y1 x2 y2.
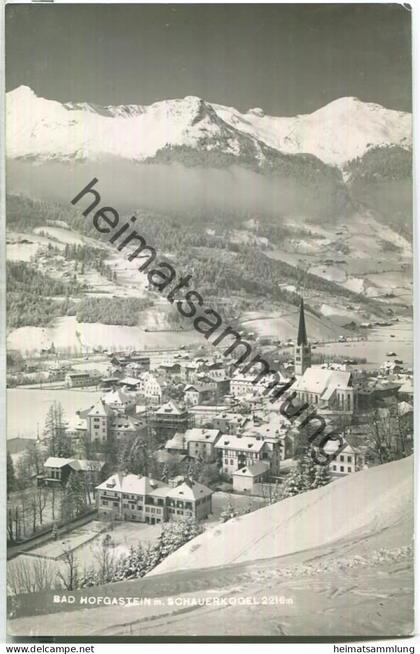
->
240 308 346 341
6 315 204 354
342 276 367 294
8 457 413 637
319 303 359 320
7 231 62 261
7 88 411 167
34 226 86 246
149 456 413 576
7 388 103 440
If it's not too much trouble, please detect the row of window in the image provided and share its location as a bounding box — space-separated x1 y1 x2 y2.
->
100 496 205 510
167 508 192 516
331 465 352 473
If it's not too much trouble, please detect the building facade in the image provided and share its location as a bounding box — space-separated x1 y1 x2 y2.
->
96 473 212 523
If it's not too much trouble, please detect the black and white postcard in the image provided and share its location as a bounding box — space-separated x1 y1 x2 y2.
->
4 2 415 642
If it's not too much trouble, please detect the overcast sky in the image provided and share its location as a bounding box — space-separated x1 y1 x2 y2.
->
6 3 412 115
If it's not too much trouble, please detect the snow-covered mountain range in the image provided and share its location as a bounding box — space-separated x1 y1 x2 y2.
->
6 86 412 169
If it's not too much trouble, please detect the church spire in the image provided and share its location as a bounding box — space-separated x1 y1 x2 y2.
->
297 297 308 346
295 297 311 376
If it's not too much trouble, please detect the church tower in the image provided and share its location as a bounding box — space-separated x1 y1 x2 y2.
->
294 298 311 376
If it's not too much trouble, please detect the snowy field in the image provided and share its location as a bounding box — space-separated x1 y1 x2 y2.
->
8 457 413 637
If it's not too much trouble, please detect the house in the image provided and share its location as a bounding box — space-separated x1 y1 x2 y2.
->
230 370 284 400
96 473 168 524
118 376 144 392
189 404 230 427
157 362 182 376
102 388 136 413
243 412 294 461
203 362 228 380
184 383 215 406
84 399 145 443
212 411 248 434
215 435 272 476
109 414 145 440
100 376 120 389
126 354 150 372
230 372 260 399
63 415 88 444
96 473 212 523
150 401 192 440
143 373 167 405
65 371 92 388
39 457 105 487
232 461 270 493
184 428 221 461
179 361 202 382
166 478 213 520
86 400 113 443
355 378 401 412
165 431 186 455
324 441 366 477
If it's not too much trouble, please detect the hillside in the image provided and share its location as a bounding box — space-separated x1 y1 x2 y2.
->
7 87 411 168
150 456 413 575
8 457 413 637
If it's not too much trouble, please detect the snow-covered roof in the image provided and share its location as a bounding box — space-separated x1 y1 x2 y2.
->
184 428 221 444
44 457 74 468
165 432 186 451
64 415 87 432
232 461 270 477
86 400 113 417
119 377 143 387
215 435 265 453
102 389 134 405
45 457 104 471
96 473 168 496
294 368 352 394
155 401 186 415
166 479 213 501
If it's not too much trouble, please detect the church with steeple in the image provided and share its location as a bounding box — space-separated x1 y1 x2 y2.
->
294 298 312 377
293 297 355 415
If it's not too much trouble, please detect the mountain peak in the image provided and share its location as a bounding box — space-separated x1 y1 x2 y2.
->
6 89 411 167
9 85 37 99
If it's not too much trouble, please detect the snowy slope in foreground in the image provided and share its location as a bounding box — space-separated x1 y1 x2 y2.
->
8 456 413 637
7 86 411 166
150 456 413 576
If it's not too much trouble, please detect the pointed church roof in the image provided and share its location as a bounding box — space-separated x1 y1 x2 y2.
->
297 298 308 346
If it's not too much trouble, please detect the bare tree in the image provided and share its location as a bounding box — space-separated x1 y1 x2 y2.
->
51 485 57 521
8 556 55 595
36 486 49 525
29 494 38 533
7 508 15 543
366 405 413 465
94 533 116 584
56 545 80 591
260 481 282 505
